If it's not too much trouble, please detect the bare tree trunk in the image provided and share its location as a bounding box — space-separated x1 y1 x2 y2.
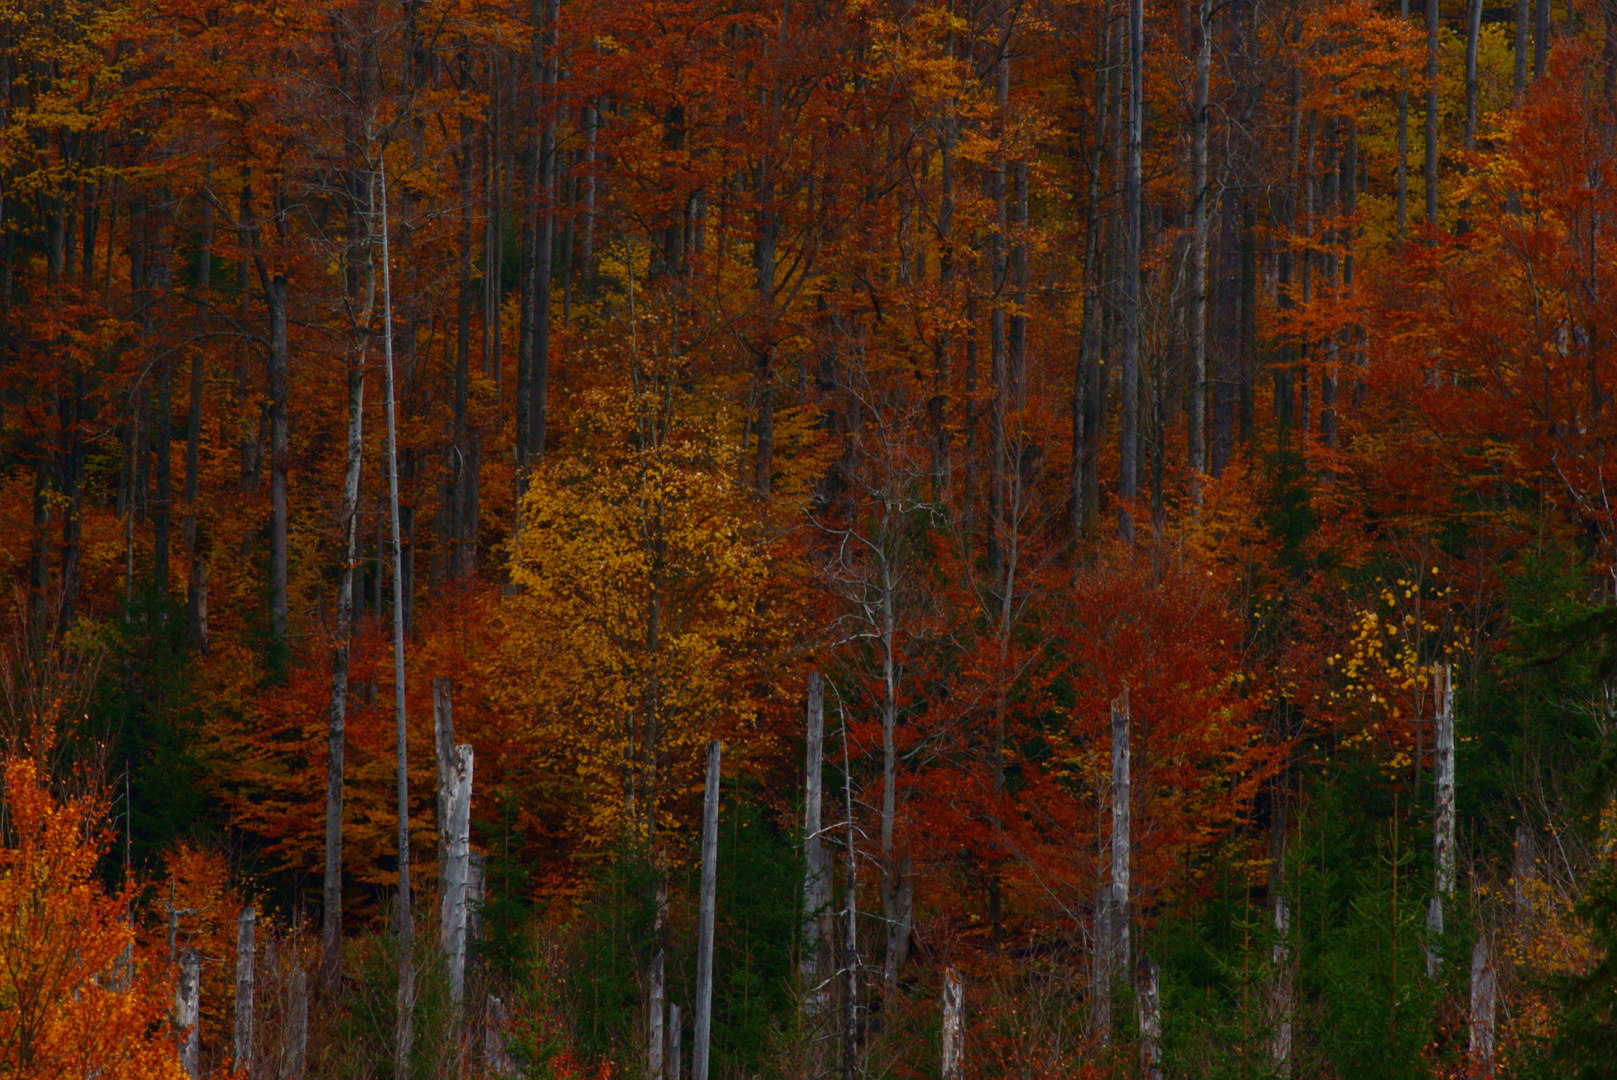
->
693 740 721 1080
1120 0 1144 541
1271 894 1293 1076
1111 690 1131 974
441 744 473 1005
940 967 964 1080
1515 0 1530 94
1425 0 1440 230
1137 954 1161 1080
434 677 456 889
486 995 522 1077
1188 0 1211 486
1534 0 1550 79
1465 0 1482 151
841 718 859 1080
802 672 830 1017
267 273 290 661
324 350 365 988
669 1002 682 1080
1074 0 1112 536
1469 936 1497 1077
1397 0 1410 241
287 965 308 1080
177 949 201 1079
650 951 666 1080
234 908 255 1074
1513 824 1536 925
381 153 415 1080
1428 663 1455 977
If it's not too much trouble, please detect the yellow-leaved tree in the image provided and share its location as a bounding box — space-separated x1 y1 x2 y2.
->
0 757 186 1080
496 380 780 875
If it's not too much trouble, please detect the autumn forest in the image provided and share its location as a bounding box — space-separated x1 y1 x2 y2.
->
3 0 1617 1075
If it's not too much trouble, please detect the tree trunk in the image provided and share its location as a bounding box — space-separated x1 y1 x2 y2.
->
176 949 201 1079
441 743 473 1005
1428 663 1455 977
693 740 721 1080
802 672 830 1017
1515 0 1530 94
1188 0 1211 485
1465 0 1482 151
381 155 415 1080
1137 955 1161 1080
1110 690 1131 974
1397 0 1410 241
1120 0 1144 541
1425 0 1440 230
530 0 561 463
649 950 666 1080
669 1002 682 1080
287 965 308 1080
1534 0 1550 79
1074 0 1112 537
940 967 964 1080
323 354 365 987
1513 824 1536 924
266 272 290 663
1469 936 1497 1077
434 676 456 889
841 718 860 1080
234 907 255 1075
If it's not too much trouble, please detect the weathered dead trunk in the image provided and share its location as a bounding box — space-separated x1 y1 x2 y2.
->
287 965 308 1080
176 948 201 1079
1428 663 1455 977
1137 954 1161 1080
1469 936 1497 1077
441 743 473 1004
234 907 255 1074
323 349 365 987
1119 0 1143 541
940 967 964 1080
693 740 721 1080
801 672 830 1017
669 1002 682 1080
1111 690 1131 973
486 995 522 1077
649 950 666 1080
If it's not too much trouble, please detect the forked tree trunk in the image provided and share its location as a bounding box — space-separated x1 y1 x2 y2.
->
693 740 721 1080
234 907 255 1074
940 967 964 1080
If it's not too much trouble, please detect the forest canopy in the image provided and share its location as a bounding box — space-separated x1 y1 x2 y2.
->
3 0 1617 1076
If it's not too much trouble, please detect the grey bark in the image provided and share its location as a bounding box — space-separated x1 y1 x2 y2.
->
267 273 289 655
1469 937 1497 1077
234 907 255 1074
1120 0 1144 541
669 1002 682 1080
802 672 830 1015
441 743 473 1004
380 153 415 1080
940 967 964 1080
287 965 308 1080
1513 824 1536 922
176 948 201 1079
1137 954 1161 1080
1534 0 1550 78
434 677 456 888
1189 0 1211 484
693 740 721 1080
324 346 366 987
1397 0 1410 241
1465 0 1483 151
1425 0 1440 230
1271 894 1293 1076
1111 690 1131 973
649 950 666 1080
1429 663 1455 977
486 995 523 1078
1515 0 1530 94
841 715 859 1080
